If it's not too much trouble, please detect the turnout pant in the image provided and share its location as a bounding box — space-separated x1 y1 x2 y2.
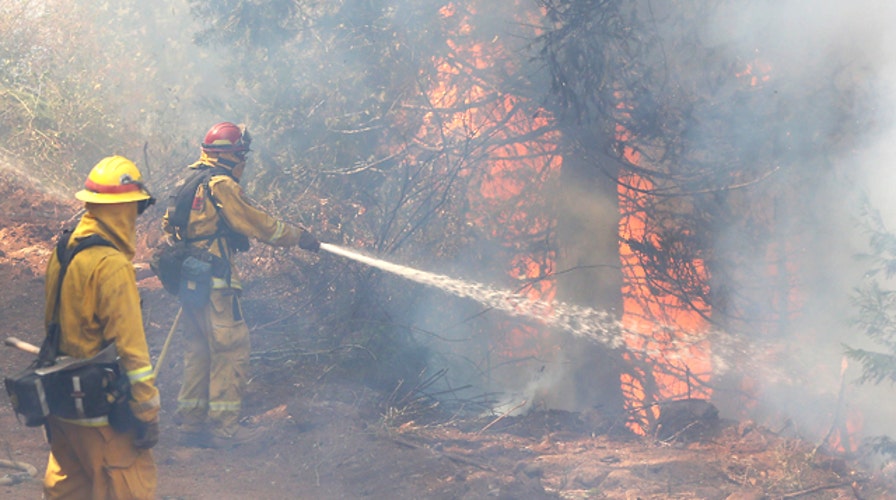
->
176 288 250 437
43 417 156 499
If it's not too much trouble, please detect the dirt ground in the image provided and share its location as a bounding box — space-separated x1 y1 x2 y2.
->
2 168 896 499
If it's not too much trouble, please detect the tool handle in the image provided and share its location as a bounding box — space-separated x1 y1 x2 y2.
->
4 337 40 355
153 308 182 378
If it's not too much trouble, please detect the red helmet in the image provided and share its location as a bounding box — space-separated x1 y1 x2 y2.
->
201 122 251 154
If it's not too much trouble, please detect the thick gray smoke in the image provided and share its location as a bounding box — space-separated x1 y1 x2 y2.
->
700 0 896 449
408 0 896 448
91 0 891 458
15 0 896 451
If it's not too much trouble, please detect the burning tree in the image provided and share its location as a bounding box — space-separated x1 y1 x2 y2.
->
536 0 872 439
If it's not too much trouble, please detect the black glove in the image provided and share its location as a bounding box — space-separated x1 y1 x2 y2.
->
134 419 160 449
298 230 321 253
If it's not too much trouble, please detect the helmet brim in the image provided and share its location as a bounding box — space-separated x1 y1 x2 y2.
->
201 146 251 154
75 189 152 204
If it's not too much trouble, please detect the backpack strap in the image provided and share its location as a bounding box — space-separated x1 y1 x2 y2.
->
35 231 116 367
198 173 250 253
169 166 238 246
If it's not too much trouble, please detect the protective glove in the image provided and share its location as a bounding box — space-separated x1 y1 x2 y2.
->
133 419 160 449
298 230 321 253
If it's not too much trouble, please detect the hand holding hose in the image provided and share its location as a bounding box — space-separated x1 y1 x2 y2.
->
298 230 321 253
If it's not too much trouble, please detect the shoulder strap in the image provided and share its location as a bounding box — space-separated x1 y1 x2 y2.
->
166 169 212 239
184 169 247 256
35 231 116 367
202 173 253 257
168 166 234 243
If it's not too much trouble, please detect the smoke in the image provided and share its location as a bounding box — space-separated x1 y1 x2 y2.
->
699 0 896 448
14 0 896 448
71 0 889 458
339 0 896 442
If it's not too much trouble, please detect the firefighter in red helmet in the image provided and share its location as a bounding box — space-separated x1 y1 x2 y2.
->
162 122 320 449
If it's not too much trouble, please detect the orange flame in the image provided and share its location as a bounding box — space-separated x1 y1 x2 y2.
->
615 120 712 435
735 60 772 87
422 1 561 361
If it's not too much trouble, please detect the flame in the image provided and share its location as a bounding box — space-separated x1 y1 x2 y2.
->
735 60 772 87
828 409 862 454
615 119 712 435
822 357 861 454
429 2 717 428
423 4 752 438
614 57 784 435
423 1 561 362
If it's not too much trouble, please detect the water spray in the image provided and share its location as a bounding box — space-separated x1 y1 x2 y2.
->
319 242 763 376
321 242 629 348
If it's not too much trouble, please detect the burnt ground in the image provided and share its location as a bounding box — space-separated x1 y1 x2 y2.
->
2 168 896 499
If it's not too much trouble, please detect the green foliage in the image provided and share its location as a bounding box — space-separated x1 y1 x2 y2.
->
869 436 896 460
847 203 896 386
0 0 215 190
847 207 896 461
189 0 314 47
0 0 112 184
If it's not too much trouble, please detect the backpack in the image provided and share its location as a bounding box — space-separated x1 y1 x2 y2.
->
150 166 246 297
165 167 221 237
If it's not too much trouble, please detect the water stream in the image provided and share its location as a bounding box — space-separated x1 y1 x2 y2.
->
320 243 755 375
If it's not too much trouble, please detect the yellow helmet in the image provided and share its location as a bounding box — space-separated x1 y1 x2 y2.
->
75 156 152 203
75 156 154 205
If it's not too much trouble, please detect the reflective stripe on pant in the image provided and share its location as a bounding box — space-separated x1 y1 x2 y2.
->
43 417 156 500
177 288 249 437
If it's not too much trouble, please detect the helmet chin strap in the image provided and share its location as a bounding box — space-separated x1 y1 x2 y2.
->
119 174 156 215
191 151 246 182
200 150 245 170
137 196 156 216
217 156 239 169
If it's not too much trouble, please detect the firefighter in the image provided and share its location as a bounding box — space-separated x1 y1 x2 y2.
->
44 156 160 499
162 122 320 449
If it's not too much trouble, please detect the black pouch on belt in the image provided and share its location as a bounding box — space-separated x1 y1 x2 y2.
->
45 363 119 420
36 343 122 421
4 368 51 427
179 255 212 308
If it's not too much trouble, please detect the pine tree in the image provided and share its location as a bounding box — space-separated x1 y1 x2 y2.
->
848 201 896 458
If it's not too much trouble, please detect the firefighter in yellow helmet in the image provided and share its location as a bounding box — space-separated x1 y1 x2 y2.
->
162 122 320 449
43 156 160 499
